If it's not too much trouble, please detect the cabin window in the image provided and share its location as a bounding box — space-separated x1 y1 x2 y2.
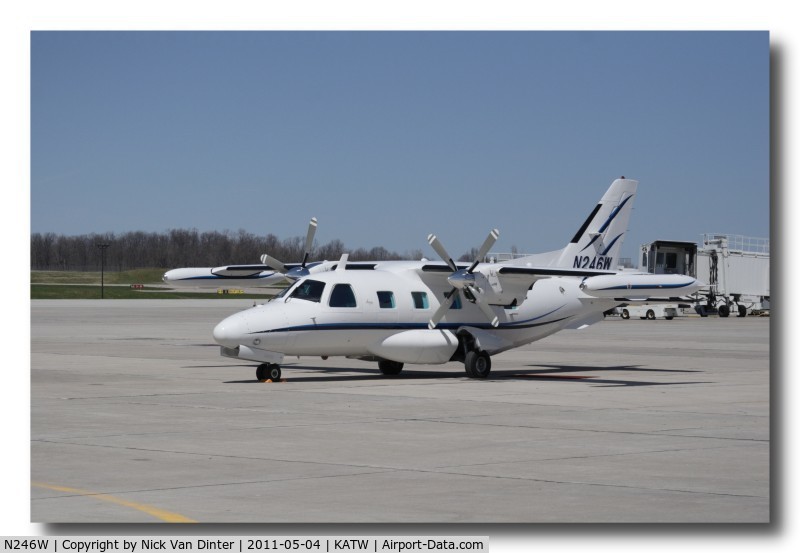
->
411 291 429 309
377 291 395 308
329 284 357 308
289 279 325 303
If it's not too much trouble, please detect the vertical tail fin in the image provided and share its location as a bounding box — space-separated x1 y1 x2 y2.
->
553 177 638 270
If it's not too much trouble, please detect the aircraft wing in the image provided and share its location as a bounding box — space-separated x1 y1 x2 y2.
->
495 265 616 288
419 263 614 278
497 266 616 278
330 262 378 271
420 263 471 272
415 263 616 307
493 266 617 305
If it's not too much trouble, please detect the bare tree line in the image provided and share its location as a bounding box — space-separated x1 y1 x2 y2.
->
30 229 427 271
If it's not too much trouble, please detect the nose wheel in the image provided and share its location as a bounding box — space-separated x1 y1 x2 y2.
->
256 363 282 381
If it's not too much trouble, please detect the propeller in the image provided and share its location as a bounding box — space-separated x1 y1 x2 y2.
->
427 229 500 329
259 217 319 282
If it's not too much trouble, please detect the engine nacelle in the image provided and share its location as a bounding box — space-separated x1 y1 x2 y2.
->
467 270 530 307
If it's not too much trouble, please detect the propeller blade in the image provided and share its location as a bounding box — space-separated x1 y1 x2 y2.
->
301 217 318 268
468 228 500 274
260 254 288 274
427 234 458 272
471 289 500 327
428 288 459 329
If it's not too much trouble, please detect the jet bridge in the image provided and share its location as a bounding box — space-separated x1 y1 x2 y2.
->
639 235 770 317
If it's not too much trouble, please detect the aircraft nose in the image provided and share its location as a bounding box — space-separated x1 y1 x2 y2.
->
213 314 249 348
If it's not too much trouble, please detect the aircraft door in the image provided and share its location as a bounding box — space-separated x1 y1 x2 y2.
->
326 283 364 323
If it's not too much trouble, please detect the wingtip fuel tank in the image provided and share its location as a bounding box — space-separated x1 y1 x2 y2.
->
579 274 706 299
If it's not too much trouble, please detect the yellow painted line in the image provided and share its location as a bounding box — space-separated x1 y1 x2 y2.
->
32 481 196 523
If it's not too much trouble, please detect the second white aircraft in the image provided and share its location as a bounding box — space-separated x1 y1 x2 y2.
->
162 218 325 289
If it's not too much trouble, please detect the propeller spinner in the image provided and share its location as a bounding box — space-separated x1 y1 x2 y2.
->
427 229 500 329
260 217 318 282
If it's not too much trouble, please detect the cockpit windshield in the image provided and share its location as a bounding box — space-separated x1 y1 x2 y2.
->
288 279 326 302
273 284 293 300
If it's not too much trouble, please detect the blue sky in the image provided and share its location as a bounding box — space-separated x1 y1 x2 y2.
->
31 31 769 261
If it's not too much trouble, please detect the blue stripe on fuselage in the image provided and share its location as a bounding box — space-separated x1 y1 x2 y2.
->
251 316 572 334
597 281 695 290
250 305 571 334
179 272 276 281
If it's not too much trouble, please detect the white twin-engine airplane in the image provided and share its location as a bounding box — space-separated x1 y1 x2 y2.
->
212 178 706 381
162 218 325 288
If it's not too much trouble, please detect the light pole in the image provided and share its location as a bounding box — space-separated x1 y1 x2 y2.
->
96 243 110 298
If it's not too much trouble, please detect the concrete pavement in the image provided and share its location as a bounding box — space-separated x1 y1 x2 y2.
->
30 300 770 523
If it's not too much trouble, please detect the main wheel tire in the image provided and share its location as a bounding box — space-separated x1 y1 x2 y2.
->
267 363 282 381
621 309 630 320
465 350 491 379
257 363 281 381
646 309 656 320
718 304 730 318
665 316 674 320
378 360 404 376
737 304 747 317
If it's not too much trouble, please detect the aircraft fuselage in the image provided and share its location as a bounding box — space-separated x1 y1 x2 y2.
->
212 269 615 364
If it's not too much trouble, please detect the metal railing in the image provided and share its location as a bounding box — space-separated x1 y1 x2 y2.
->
702 234 770 255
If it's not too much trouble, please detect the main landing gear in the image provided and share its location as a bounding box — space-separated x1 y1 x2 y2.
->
376 350 493 379
256 363 281 381
456 331 492 379
464 350 491 378
378 360 404 376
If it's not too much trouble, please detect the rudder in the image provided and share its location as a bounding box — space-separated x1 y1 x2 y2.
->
553 177 638 270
